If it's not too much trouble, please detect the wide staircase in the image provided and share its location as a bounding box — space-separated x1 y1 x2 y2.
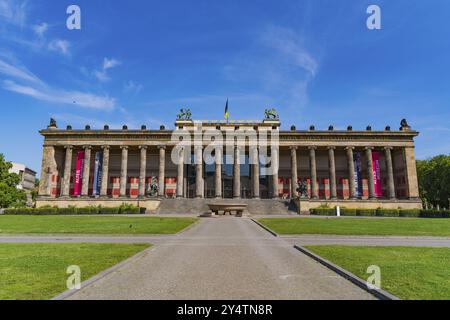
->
156 198 298 215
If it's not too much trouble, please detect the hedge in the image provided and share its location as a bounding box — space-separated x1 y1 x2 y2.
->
3 205 145 216
310 208 450 218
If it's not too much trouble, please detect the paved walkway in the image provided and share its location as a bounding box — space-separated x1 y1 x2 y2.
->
61 218 375 300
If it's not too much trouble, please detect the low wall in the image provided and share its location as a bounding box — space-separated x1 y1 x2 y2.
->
296 199 423 214
36 198 161 212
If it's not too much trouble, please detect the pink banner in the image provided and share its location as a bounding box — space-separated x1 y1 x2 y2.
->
372 151 383 198
73 151 85 196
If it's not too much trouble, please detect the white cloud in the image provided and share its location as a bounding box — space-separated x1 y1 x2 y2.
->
103 58 121 70
33 22 48 37
124 80 143 94
261 26 318 76
0 58 43 84
0 0 27 26
48 40 70 56
94 57 121 82
3 80 116 110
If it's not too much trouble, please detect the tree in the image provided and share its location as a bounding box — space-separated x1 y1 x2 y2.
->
417 155 450 209
0 154 27 208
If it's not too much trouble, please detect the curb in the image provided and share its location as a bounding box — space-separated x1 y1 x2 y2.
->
293 245 401 301
52 245 153 300
251 219 278 237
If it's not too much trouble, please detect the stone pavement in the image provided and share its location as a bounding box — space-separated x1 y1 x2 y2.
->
59 217 375 300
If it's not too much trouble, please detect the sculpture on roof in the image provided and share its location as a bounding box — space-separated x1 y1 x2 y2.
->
264 108 279 120
48 118 57 129
177 108 192 121
400 119 411 131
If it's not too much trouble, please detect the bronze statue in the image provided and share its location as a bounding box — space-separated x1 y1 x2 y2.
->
264 108 279 120
146 177 159 197
296 181 309 199
177 108 192 121
400 119 411 131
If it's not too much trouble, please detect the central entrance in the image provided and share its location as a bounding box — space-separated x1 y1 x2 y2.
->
185 150 271 199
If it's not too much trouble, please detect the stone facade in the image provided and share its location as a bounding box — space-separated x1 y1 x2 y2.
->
36 118 422 211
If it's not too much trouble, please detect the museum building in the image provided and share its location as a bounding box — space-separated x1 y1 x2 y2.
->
36 116 422 213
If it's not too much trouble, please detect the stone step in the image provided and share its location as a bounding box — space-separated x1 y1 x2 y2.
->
156 198 298 215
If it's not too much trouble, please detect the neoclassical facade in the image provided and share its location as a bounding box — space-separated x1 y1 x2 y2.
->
36 118 422 211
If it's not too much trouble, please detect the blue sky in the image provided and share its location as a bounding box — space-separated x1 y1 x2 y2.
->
1 0 449 174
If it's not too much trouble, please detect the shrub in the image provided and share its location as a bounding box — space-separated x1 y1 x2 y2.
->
356 209 376 217
3 205 143 215
341 209 357 216
376 209 400 217
99 207 121 215
420 210 450 218
310 208 335 216
119 203 140 214
399 209 421 218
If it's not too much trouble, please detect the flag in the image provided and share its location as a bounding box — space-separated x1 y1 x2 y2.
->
224 99 229 121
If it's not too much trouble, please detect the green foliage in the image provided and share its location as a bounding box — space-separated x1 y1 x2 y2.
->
310 207 449 218
3 205 143 215
417 155 450 209
0 154 27 208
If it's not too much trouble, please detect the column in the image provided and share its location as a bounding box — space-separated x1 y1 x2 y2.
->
365 147 376 200
38 146 56 197
233 145 241 199
139 146 147 197
81 146 92 197
309 147 318 199
158 146 166 197
290 147 298 198
384 147 396 200
328 147 337 199
215 146 223 198
404 147 420 200
120 146 129 197
61 145 73 197
100 146 110 197
252 146 260 199
177 148 184 198
346 147 357 199
271 146 280 199
195 146 204 198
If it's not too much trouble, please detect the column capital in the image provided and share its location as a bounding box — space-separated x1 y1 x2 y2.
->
365 146 374 151
308 146 317 151
345 146 355 151
158 145 166 150
139 145 148 150
120 146 129 150
83 145 92 150
384 146 394 151
290 146 298 151
64 145 73 150
327 146 336 150
102 145 110 151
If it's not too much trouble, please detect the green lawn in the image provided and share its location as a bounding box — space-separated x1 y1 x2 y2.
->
258 218 450 236
305 246 450 300
0 216 198 235
0 243 150 300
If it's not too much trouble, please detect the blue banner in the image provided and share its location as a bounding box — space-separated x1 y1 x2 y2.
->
93 151 103 197
354 152 363 198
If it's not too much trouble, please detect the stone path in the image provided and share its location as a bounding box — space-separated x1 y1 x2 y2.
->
58 218 375 300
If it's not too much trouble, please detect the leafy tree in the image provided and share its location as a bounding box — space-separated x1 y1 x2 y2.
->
417 155 450 209
0 154 27 208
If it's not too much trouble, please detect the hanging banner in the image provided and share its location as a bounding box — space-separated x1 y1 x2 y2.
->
73 151 85 196
372 151 383 197
92 151 103 197
353 152 363 198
